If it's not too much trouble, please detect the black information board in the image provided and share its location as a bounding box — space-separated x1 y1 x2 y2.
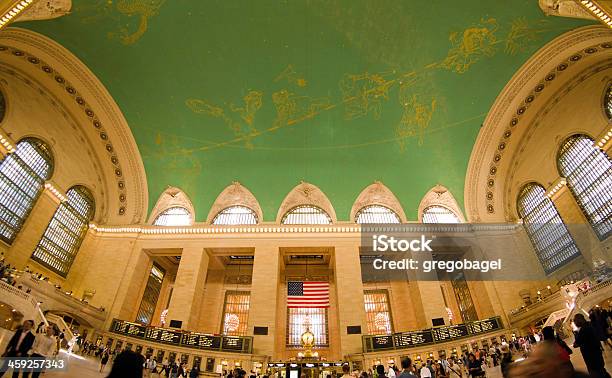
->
432 325 469 342
468 318 500 334
371 335 394 350
394 330 434 348
222 336 244 351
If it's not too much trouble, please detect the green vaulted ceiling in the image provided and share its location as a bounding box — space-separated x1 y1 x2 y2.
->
18 1 593 221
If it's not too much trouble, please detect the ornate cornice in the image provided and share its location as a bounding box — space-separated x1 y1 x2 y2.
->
206 182 263 224
350 181 407 222
417 184 466 222
276 181 337 223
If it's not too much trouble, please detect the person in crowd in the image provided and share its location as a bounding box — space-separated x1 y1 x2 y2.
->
509 341 590 378
177 362 188 377
542 326 572 367
437 361 449 378
106 350 145 378
499 343 513 378
398 358 417 378
466 354 483 378
25 325 58 378
573 313 611 378
360 372 369 378
419 362 431 378
144 356 157 377
190 364 200 378
376 364 387 378
170 359 180 378
447 359 462 378
438 356 450 378
0 319 35 378
388 364 396 378
100 348 110 373
162 356 170 377
342 364 352 378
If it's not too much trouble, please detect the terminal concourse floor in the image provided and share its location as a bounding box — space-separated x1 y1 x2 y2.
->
27 347 612 377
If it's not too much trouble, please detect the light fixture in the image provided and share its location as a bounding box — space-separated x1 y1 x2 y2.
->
579 0 612 27
0 0 36 30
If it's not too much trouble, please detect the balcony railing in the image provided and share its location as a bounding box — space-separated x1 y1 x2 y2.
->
109 319 253 354
362 316 503 353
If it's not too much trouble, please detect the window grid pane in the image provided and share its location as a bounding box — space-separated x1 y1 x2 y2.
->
136 263 165 324
153 207 191 226
286 307 328 346
281 205 332 225
558 135 612 240
364 290 393 335
0 138 52 244
356 205 400 224
31 186 94 277
518 183 580 274
213 206 258 225
221 291 250 336
422 206 461 223
605 84 612 120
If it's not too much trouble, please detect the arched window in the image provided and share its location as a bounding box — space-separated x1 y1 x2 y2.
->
281 205 332 225
31 186 94 277
604 84 612 120
422 206 461 223
212 206 258 225
0 138 53 244
355 205 400 224
558 135 611 240
153 207 192 226
517 183 580 274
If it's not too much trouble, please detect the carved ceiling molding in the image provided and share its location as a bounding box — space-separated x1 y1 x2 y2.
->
276 181 337 223
0 28 148 224
464 25 612 222
417 184 466 223
350 181 407 222
206 182 263 224
0 64 108 220
16 0 71 21
503 61 612 219
538 0 594 20
148 186 195 225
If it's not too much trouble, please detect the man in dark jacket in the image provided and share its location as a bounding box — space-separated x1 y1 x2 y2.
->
573 313 611 378
0 319 35 377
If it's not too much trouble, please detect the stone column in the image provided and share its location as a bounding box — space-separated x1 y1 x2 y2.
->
333 244 367 357
9 189 59 270
166 246 209 330
247 245 280 357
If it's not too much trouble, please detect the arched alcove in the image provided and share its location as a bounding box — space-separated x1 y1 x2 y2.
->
206 182 263 224
418 184 465 223
276 182 337 224
148 187 195 225
350 181 407 223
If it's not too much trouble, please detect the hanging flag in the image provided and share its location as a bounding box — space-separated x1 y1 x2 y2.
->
287 281 329 308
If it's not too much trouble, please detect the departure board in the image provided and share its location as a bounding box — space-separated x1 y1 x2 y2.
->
181 333 221 350
222 337 244 351
468 318 500 334
371 335 394 350
432 325 469 342
394 330 434 348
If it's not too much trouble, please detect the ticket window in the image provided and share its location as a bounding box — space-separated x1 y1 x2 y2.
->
193 356 202 369
145 347 154 358
470 342 479 352
156 350 165 362
287 365 301 378
181 354 189 365
135 345 143 354
105 338 114 349
168 352 177 363
206 358 215 372
114 341 123 352
125 343 133 351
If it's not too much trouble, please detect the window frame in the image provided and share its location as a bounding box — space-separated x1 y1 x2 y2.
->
220 290 251 336
364 289 394 335
355 205 401 224
212 205 258 225
422 205 461 224
281 205 332 225
153 206 192 226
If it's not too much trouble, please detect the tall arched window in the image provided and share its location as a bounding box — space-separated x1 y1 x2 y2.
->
517 183 580 274
604 84 612 120
281 205 331 225
212 206 258 225
0 138 53 244
558 134 611 240
355 205 400 224
153 207 191 226
422 206 461 223
31 186 95 277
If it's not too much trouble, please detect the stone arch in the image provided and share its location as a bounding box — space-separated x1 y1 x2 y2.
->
418 184 466 223
276 181 337 224
465 25 612 222
0 27 148 224
206 181 263 224
148 186 195 225
350 181 407 222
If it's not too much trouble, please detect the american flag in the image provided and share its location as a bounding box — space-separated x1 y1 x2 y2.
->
287 281 329 308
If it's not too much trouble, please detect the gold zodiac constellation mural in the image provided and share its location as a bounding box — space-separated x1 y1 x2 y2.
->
186 91 263 149
77 0 166 45
441 18 499 74
183 17 556 153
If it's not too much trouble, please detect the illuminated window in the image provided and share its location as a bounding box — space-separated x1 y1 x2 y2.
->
558 135 612 240
604 84 612 120
31 186 95 277
281 205 331 225
364 290 393 335
287 307 328 346
451 271 478 322
356 205 400 224
153 207 191 226
136 263 165 324
221 291 250 336
0 138 53 244
213 206 257 225
422 206 461 223
517 183 580 274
